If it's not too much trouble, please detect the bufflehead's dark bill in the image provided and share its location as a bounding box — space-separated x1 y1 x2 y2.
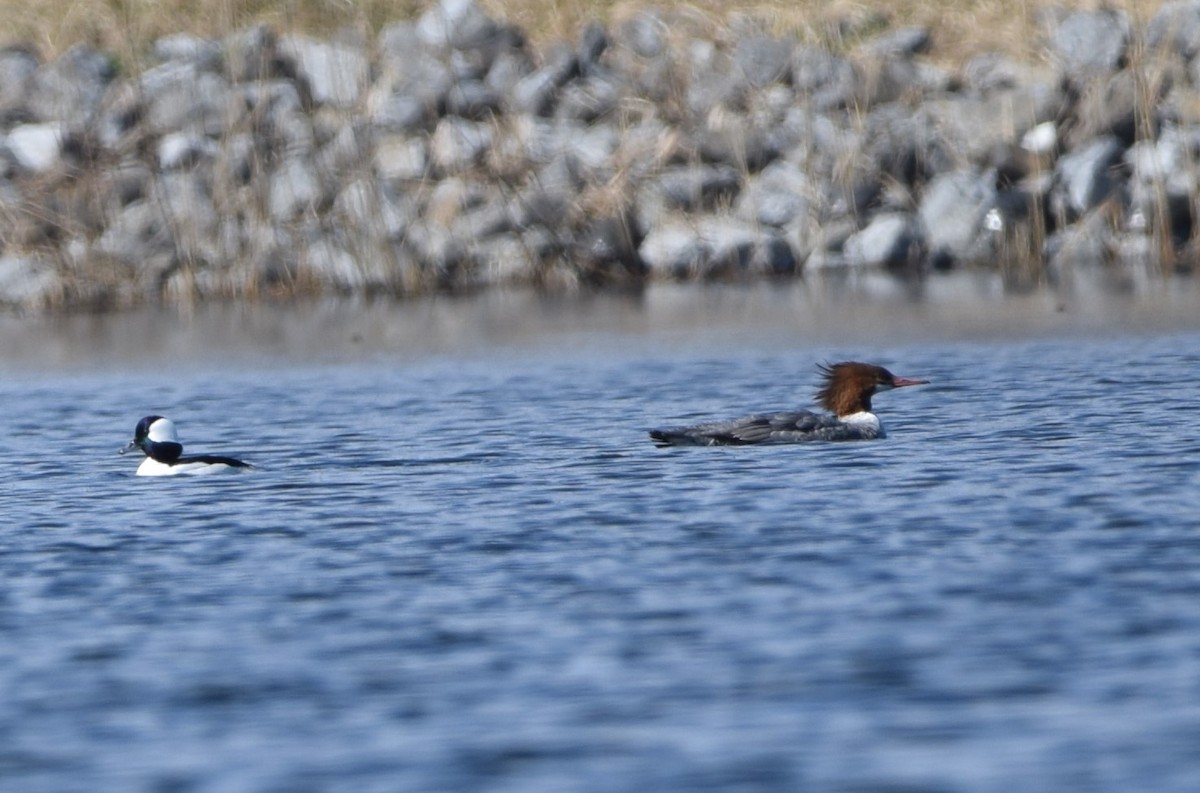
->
120 415 253 476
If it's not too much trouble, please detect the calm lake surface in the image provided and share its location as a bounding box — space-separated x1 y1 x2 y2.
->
3 279 1200 792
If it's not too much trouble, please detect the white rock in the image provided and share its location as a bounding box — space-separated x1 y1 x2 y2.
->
6 123 65 171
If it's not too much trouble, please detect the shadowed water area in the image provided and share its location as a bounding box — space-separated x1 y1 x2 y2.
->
3 279 1200 791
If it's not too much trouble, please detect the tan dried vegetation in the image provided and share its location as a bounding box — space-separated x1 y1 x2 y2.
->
0 0 1171 67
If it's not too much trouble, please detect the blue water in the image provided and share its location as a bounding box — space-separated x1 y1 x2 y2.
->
3 298 1200 792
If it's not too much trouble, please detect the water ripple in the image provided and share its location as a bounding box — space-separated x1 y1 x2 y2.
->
2 333 1200 791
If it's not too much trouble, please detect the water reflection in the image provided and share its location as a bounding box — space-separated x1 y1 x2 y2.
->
3 270 1200 371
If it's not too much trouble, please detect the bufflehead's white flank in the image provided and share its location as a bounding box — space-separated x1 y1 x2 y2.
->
119 415 253 476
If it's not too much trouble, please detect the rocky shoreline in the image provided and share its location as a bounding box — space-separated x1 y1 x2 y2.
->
2 1 1200 311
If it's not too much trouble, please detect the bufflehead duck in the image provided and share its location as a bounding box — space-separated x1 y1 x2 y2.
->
120 415 253 476
649 361 929 446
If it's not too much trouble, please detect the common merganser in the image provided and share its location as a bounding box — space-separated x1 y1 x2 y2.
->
649 362 929 446
119 415 254 476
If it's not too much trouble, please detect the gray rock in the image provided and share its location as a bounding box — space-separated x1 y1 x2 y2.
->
425 176 488 223
445 80 503 119
375 26 454 114
315 121 370 176
577 22 608 73
0 45 38 117
430 117 493 171
639 220 711 278
918 170 996 268
1045 211 1112 273
142 63 231 135
618 12 667 59
485 48 535 95
367 88 431 133
916 96 1008 165
0 253 60 309
960 52 1045 94
699 216 797 276
821 173 883 224
26 43 114 123
860 58 938 108
416 0 501 51
334 180 410 239
510 47 579 116
1126 130 1197 241
843 212 925 269
656 165 740 211
556 73 622 122
154 173 219 250
639 216 795 279
223 25 280 83
377 22 421 63
158 132 219 170
453 199 515 241
774 109 857 172
573 211 645 281
1055 136 1125 218
684 57 735 116
733 36 795 88
280 35 368 108
1146 1 1200 61
749 233 798 275
1051 10 1129 84
216 133 256 187
404 220 469 280
1067 71 1146 147
269 157 324 220
98 161 151 208
693 216 758 276
513 154 581 227
864 104 944 186
93 200 176 275
863 26 932 59
231 80 306 125
557 123 619 183
793 49 859 110
470 234 541 286
694 123 777 172
374 135 429 181
302 236 390 291
736 160 811 227
153 34 222 70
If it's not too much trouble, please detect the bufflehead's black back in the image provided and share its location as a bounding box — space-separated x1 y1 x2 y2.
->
120 415 253 476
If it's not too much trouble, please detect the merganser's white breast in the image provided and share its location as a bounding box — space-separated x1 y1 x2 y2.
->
839 411 884 438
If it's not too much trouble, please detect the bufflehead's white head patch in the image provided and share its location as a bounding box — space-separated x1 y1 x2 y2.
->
120 415 253 476
145 416 178 443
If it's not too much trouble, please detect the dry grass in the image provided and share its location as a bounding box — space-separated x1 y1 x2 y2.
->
0 0 1172 67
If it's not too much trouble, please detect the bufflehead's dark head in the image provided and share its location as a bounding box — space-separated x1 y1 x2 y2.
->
120 415 184 462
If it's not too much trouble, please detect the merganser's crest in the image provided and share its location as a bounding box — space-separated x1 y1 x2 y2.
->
120 415 253 476
649 361 928 446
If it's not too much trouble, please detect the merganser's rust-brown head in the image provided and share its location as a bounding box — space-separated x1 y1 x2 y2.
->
815 362 929 417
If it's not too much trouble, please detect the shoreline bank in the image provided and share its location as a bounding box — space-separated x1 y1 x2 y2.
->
2 1 1200 313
